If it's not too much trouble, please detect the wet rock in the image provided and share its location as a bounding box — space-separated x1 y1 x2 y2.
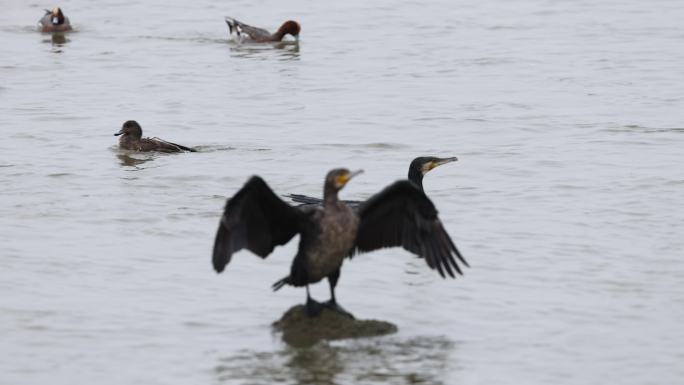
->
273 305 398 347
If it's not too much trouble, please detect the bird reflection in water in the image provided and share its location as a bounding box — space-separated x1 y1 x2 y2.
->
42 33 70 51
228 41 300 61
214 336 455 385
116 153 156 168
50 34 68 45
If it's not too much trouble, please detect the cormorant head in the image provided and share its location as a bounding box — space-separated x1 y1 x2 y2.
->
324 168 363 199
408 156 458 190
114 120 143 139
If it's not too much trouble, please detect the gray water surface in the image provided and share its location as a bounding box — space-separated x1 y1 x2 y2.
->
1 0 683 384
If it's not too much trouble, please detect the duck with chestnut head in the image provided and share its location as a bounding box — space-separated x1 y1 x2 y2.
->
38 7 72 33
225 17 300 43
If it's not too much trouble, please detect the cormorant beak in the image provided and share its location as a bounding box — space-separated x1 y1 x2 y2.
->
114 129 124 136
428 156 458 171
338 169 364 186
348 169 364 180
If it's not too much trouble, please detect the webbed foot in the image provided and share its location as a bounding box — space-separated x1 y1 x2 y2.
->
322 300 355 320
305 297 325 317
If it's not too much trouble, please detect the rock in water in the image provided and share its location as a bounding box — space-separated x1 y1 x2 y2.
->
272 305 398 347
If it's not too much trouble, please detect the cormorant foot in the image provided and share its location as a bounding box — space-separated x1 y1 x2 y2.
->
305 297 325 317
322 300 355 320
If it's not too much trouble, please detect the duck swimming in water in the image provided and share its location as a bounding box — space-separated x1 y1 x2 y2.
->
286 156 459 208
225 17 300 43
114 120 196 153
212 168 467 318
38 7 72 33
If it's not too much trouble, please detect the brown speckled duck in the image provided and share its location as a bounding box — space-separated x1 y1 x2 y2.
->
38 7 72 33
225 17 300 43
114 120 196 153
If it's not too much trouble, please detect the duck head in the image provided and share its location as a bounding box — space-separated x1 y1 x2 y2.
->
114 120 143 140
276 20 301 41
46 7 66 25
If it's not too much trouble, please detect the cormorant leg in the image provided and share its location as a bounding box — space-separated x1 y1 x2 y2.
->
323 269 354 319
327 268 340 304
305 285 324 317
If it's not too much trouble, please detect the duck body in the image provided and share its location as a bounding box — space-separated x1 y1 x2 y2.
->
38 8 72 33
225 17 300 42
114 120 195 153
117 135 194 153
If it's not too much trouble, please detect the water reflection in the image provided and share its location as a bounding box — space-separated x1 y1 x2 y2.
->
41 33 70 49
215 336 454 385
50 34 68 45
116 153 155 168
228 41 300 61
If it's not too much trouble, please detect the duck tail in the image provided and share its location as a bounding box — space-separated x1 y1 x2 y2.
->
272 276 291 292
149 137 196 152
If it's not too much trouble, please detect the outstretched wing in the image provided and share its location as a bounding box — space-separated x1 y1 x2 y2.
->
285 193 363 210
224 17 272 40
353 180 468 278
213 176 302 273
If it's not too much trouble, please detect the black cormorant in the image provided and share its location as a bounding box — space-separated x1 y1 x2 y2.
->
114 120 196 153
212 168 467 318
286 156 458 208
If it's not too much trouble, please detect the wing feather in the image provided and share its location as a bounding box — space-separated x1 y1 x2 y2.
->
354 180 467 278
212 176 302 273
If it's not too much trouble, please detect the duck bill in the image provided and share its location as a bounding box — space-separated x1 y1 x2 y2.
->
113 129 124 136
430 157 458 170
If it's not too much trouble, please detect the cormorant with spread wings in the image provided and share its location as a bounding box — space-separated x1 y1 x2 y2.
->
212 168 467 318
